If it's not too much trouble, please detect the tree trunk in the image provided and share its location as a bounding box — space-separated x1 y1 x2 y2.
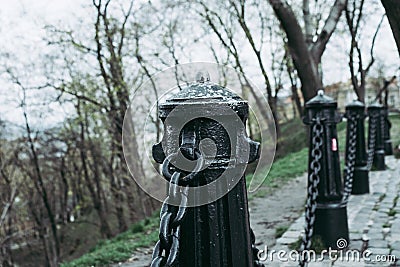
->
268 0 321 102
357 80 366 103
268 0 347 102
270 96 281 138
29 202 52 267
108 169 128 232
291 85 303 116
23 110 60 263
381 0 400 57
77 101 113 238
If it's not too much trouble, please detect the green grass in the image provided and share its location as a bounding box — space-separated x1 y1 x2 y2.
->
266 148 308 184
270 119 311 178
392 114 400 159
248 147 309 198
275 119 307 159
246 118 311 198
388 208 397 217
61 215 159 267
275 226 289 238
389 114 400 146
248 120 350 199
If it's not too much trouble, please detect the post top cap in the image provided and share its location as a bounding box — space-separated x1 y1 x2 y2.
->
166 82 242 103
305 89 337 108
368 101 383 109
346 99 365 109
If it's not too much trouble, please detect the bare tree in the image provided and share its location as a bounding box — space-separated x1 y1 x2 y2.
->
268 0 347 101
283 46 303 116
13 84 60 266
45 0 159 231
345 0 385 102
190 0 286 135
0 133 18 267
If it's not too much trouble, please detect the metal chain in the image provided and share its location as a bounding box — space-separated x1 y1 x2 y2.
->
342 114 360 203
151 153 203 267
150 171 187 267
366 113 377 171
299 117 324 267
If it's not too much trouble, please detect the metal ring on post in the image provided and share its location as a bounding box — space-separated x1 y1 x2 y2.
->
162 151 205 186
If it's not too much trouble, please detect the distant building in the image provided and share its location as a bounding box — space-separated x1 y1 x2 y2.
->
325 77 400 111
276 77 399 122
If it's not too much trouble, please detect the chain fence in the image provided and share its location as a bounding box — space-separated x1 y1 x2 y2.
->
299 117 324 267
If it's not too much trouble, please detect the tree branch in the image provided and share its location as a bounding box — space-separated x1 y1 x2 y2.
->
365 14 385 73
311 0 347 60
118 1 134 58
303 0 313 45
229 0 273 98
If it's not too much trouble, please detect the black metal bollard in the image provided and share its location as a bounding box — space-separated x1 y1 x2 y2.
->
151 77 263 267
302 90 349 250
344 100 369 195
367 102 385 170
383 106 393 155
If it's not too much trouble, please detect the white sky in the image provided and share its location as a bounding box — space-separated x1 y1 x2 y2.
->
0 0 399 128
0 0 88 128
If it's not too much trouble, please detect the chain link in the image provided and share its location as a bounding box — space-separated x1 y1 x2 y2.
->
151 152 203 267
152 151 263 266
366 113 377 171
299 117 324 267
342 114 360 203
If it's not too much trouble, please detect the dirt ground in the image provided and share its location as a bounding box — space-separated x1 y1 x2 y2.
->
114 174 308 267
249 174 307 248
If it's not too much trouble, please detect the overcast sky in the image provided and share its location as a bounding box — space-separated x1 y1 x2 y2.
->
0 0 399 128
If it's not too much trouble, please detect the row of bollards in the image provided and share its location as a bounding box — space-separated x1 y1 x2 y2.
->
302 91 349 252
148 76 393 266
345 99 368 195
300 90 393 265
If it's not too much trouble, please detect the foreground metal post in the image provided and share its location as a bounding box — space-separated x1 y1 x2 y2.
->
344 100 369 195
383 106 393 155
367 102 386 170
151 78 263 267
302 90 349 250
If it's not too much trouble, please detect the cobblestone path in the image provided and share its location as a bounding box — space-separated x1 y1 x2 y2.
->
115 156 399 267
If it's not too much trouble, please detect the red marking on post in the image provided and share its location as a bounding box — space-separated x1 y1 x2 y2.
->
332 138 338 151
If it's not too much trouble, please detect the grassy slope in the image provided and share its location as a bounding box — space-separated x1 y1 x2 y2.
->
62 115 400 267
60 216 159 267
390 114 400 147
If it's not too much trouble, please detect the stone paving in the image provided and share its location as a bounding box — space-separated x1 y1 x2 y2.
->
263 156 400 266
116 156 399 267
